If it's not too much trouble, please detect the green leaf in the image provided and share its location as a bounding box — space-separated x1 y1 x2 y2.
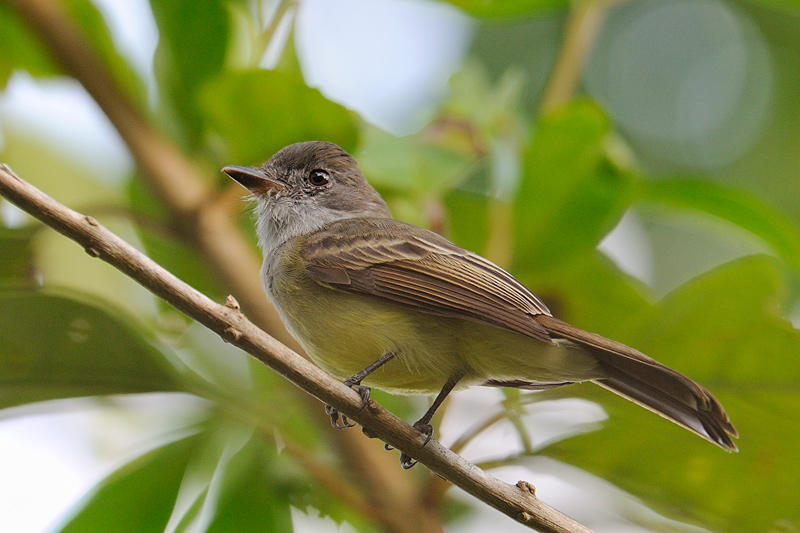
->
63 0 147 108
443 183 491 254
0 225 37 283
56 434 202 533
204 431 293 532
1 108 161 319
745 0 800 12
156 420 294 533
638 178 800 272
513 101 632 272
150 0 230 143
127 179 223 300
356 125 473 195
200 70 358 165
543 256 800 531
517 251 653 336
0 288 182 409
0 4 59 87
442 0 567 18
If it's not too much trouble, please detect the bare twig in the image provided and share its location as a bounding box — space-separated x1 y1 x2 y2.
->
539 0 619 114
0 165 592 533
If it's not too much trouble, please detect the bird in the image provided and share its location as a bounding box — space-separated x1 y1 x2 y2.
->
222 140 738 468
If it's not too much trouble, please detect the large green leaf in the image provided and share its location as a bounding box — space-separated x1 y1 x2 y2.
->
166 424 293 533
0 289 181 409
442 0 566 17
513 101 632 272
0 225 36 283
543 256 800 531
517 250 653 337
638 178 800 272
56 434 202 533
200 70 358 165
150 0 230 143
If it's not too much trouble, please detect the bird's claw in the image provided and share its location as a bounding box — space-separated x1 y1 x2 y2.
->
346 383 371 410
325 404 355 429
399 421 434 469
324 382 371 429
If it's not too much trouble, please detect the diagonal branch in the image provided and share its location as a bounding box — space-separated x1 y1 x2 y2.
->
4 2 436 530
0 165 591 533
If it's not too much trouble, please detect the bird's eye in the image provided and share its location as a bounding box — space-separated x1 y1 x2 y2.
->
308 169 330 187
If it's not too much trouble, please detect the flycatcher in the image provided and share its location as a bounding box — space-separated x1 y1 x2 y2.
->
223 141 737 468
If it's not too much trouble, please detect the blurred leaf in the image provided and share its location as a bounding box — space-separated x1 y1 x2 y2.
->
444 63 526 138
127 179 223 299
513 101 632 272
0 288 182 409
150 0 230 143
0 225 37 282
0 4 58 87
356 126 473 194
519 251 653 336
200 70 358 164
204 431 293 532
468 18 561 117
745 0 800 12
0 92 161 319
56 434 202 533
443 183 491 253
165 423 293 533
62 0 146 107
544 256 800 531
442 0 566 17
638 178 800 272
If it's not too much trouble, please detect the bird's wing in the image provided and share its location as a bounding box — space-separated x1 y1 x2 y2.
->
300 218 553 343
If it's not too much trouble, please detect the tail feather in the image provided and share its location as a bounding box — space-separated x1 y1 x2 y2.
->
534 315 738 451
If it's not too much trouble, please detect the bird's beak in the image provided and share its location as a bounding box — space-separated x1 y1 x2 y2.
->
222 165 287 194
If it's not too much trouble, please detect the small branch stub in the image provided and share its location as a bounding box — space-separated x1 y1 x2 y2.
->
222 326 242 343
224 294 241 312
517 480 537 497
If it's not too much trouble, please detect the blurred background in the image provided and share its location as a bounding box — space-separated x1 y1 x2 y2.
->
1 0 799 531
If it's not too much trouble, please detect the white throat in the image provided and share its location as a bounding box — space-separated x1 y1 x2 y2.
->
254 197 366 259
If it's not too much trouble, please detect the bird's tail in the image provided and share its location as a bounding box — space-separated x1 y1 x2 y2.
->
534 315 738 451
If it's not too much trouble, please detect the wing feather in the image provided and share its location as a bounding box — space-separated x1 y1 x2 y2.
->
301 218 553 343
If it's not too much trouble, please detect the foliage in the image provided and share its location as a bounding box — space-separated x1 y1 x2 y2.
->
1 0 799 532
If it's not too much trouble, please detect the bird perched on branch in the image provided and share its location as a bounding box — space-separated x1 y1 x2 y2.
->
223 141 738 468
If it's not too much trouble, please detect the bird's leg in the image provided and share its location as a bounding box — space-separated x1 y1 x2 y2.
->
325 352 396 429
400 372 464 469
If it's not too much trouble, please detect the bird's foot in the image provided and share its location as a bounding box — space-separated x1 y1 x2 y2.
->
324 382 371 429
399 421 433 469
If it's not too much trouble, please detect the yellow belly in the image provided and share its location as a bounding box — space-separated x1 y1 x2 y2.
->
269 274 599 395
